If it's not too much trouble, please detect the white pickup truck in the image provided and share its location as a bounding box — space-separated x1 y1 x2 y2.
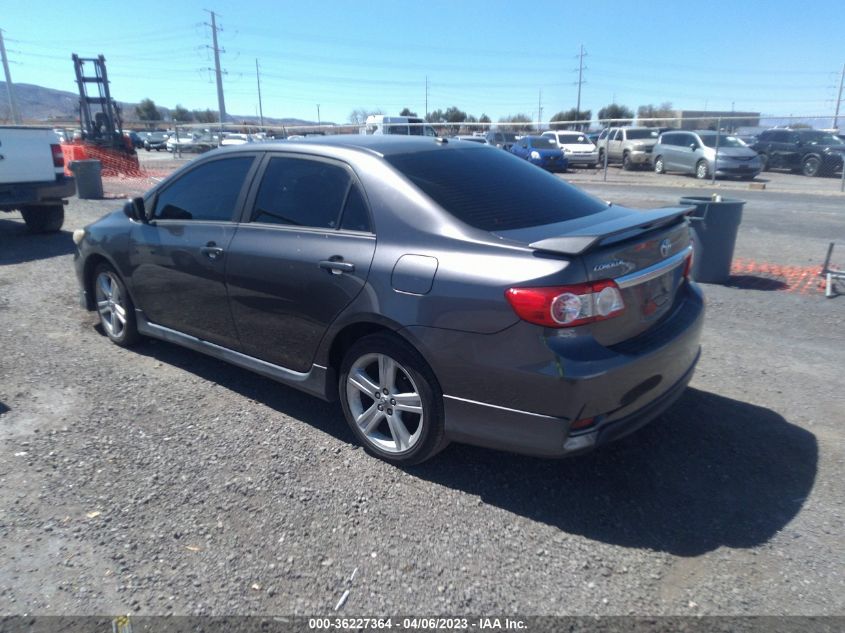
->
0 127 76 232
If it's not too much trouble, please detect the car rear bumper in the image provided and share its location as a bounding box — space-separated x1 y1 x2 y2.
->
403 282 704 457
0 175 76 211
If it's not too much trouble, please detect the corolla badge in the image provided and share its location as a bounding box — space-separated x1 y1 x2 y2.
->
593 259 632 273
659 238 672 258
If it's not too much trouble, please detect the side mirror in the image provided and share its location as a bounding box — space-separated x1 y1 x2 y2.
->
690 143 698 150
123 196 147 223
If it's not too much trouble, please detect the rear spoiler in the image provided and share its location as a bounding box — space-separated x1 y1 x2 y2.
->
528 206 693 256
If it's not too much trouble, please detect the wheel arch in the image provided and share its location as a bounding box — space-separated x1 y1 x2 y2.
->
82 252 135 311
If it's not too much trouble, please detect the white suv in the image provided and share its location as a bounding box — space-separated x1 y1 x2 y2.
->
541 130 599 168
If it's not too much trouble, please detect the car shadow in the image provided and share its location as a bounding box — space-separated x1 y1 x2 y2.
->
128 337 816 557
0 218 76 265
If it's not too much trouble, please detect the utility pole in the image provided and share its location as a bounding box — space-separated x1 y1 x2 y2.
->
537 89 542 131
205 10 226 127
0 29 21 124
834 62 845 130
425 76 429 119
317 104 321 127
255 58 264 128
575 44 586 126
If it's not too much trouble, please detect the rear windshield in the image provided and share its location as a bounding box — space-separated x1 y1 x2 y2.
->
385 148 607 231
626 129 660 140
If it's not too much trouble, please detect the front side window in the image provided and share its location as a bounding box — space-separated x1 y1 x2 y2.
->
153 156 254 221
251 156 353 230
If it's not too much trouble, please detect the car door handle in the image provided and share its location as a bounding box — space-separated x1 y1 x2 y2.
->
200 243 224 261
319 259 355 275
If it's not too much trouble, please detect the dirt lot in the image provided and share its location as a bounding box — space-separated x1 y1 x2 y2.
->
1 160 844 617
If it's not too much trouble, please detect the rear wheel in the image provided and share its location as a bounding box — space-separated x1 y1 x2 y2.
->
21 204 64 233
339 333 447 465
695 160 709 180
802 155 821 177
93 263 140 347
654 156 666 174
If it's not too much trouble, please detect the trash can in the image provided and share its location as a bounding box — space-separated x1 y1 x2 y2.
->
680 195 745 284
69 159 103 199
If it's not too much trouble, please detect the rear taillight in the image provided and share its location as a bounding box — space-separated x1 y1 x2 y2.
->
683 244 694 279
50 144 64 168
505 280 625 328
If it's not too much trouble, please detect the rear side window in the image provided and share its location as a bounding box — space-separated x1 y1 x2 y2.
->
251 156 351 229
386 147 607 231
153 156 254 221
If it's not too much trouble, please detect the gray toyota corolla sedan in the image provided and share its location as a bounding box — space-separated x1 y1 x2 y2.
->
73 135 703 465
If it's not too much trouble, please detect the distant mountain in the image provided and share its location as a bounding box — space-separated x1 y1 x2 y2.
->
0 81 321 128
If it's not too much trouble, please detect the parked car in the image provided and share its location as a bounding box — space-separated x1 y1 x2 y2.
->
450 135 489 144
542 130 599 168
752 128 845 176
510 135 569 172
124 131 144 149
221 133 255 146
144 131 170 151
73 135 702 465
652 130 761 180
485 130 518 150
596 127 660 170
166 132 216 153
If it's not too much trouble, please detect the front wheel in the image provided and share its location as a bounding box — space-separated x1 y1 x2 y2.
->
339 334 447 465
654 156 666 174
622 153 633 170
93 263 140 347
21 204 64 233
695 160 710 180
802 156 821 177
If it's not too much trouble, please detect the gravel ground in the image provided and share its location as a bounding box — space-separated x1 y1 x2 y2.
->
0 175 843 617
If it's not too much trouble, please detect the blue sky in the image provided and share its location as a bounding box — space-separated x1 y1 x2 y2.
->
2 0 844 125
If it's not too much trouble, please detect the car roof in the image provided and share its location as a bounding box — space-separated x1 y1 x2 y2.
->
215 134 490 158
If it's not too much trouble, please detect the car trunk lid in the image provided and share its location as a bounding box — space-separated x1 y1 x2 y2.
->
495 205 693 345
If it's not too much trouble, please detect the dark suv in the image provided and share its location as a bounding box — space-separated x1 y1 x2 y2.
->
752 129 845 176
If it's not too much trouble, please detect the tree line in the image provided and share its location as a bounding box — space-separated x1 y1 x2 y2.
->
134 98 220 126
349 101 677 131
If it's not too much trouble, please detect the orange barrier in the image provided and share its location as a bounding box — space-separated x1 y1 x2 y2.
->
60 143 142 178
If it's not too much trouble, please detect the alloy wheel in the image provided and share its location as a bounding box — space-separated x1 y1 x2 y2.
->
345 353 424 454
95 271 128 339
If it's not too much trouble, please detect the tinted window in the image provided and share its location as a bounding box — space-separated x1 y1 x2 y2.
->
660 133 678 146
528 137 557 149
339 186 372 233
153 156 254 221
251 157 351 229
626 129 660 140
771 131 790 142
385 148 607 231
700 134 746 148
556 133 591 144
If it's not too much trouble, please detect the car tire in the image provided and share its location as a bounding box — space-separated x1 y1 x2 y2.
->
695 160 709 180
598 149 605 165
21 204 64 233
654 156 665 174
622 152 633 170
338 333 448 465
759 153 769 171
802 156 821 177
92 263 140 347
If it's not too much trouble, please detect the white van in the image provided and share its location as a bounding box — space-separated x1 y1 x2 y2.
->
361 115 437 137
